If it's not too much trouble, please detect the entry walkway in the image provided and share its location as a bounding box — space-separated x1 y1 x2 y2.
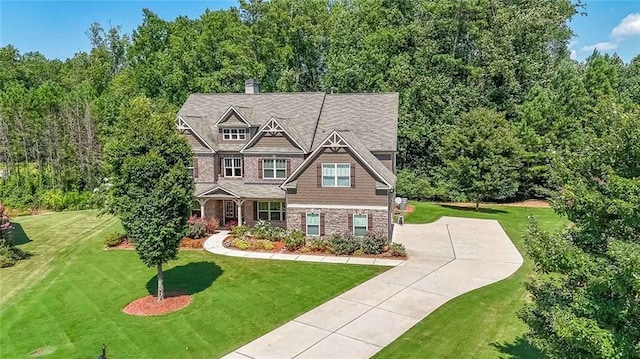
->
208 217 523 359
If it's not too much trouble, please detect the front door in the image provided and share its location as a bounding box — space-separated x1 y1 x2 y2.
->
224 200 237 226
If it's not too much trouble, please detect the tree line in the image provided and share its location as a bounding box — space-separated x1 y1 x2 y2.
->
0 0 639 210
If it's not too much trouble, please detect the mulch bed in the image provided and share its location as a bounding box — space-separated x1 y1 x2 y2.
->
111 236 209 250
223 235 405 259
123 292 192 316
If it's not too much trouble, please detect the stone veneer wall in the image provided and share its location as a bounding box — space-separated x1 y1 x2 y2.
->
286 207 388 237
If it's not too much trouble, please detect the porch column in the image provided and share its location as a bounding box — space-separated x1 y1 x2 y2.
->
197 198 209 218
233 199 245 225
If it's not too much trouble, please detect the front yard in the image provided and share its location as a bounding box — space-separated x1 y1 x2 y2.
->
0 203 567 358
0 211 385 358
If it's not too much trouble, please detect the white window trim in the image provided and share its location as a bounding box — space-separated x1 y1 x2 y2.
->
187 165 194 178
322 163 350 188
222 128 247 140
263 159 287 179
353 214 368 237
306 213 320 237
257 201 286 221
224 158 243 178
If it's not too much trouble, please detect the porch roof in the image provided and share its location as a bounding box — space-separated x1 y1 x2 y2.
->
194 181 285 200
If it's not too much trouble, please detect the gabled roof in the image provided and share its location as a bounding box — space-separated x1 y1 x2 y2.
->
214 106 251 127
281 130 396 190
177 92 398 153
194 183 240 198
176 115 215 152
240 117 307 154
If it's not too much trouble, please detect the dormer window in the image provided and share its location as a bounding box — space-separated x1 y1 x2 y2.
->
223 128 247 140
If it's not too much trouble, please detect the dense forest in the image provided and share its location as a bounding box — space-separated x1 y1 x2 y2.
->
0 0 639 211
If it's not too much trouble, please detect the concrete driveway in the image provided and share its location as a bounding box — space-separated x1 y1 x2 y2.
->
223 217 523 359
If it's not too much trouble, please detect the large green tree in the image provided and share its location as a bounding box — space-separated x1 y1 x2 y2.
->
441 107 522 210
522 108 640 358
104 97 193 300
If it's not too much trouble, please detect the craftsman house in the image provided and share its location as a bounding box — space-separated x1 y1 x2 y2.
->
177 80 398 238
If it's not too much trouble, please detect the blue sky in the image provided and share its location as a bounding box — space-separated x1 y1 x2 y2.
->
1 0 639 62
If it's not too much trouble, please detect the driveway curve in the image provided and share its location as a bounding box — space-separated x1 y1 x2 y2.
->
220 217 523 359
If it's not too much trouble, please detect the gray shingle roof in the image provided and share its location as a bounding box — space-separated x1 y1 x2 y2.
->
178 92 398 153
194 180 285 199
336 131 396 187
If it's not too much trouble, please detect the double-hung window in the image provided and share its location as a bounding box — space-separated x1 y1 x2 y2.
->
263 159 287 179
306 213 320 236
322 163 350 187
224 158 242 177
353 214 368 236
257 201 286 221
222 128 246 140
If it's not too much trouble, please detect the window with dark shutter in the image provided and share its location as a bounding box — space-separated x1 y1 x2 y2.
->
350 164 355 188
193 157 199 178
316 163 321 188
300 213 305 232
320 213 325 236
219 158 224 178
368 213 373 231
286 159 291 177
258 159 263 179
348 214 353 232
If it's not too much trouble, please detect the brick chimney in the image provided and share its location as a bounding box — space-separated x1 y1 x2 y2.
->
245 79 259 94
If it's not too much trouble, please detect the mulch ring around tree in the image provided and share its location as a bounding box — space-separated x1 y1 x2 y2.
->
123 292 192 316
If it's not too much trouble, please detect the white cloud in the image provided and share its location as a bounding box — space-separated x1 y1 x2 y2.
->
611 13 640 38
581 41 618 52
570 49 577 60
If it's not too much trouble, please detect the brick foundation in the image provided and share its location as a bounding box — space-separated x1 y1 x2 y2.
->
286 207 389 237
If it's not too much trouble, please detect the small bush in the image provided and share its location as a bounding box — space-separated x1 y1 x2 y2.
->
262 241 275 250
353 249 364 256
0 245 26 268
204 217 220 234
362 231 387 254
180 237 204 249
230 224 250 236
284 230 305 251
300 246 311 253
104 232 126 247
186 215 207 239
389 243 407 257
252 220 285 241
329 232 361 255
308 237 329 252
235 239 249 250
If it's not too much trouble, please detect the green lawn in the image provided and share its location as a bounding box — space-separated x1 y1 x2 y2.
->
375 202 568 358
0 210 386 358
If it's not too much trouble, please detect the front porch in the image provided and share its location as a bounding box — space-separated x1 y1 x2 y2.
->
193 182 287 228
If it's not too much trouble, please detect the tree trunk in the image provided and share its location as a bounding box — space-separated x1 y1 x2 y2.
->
475 199 480 211
157 263 165 301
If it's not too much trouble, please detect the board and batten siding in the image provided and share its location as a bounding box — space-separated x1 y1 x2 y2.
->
287 148 388 206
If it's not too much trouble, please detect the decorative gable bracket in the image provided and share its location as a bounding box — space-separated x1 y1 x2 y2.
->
321 132 349 152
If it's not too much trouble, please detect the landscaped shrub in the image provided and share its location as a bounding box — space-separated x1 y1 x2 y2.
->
328 232 361 255
230 224 250 238
180 237 205 249
361 231 387 254
389 243 407 257
308 237 329 252
204 217 220 234
252 220 285 241
186 215 207 239
234 239 249 250
262 240 275 250
104 232 126 247
284 230 305 251
0 201 26 268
